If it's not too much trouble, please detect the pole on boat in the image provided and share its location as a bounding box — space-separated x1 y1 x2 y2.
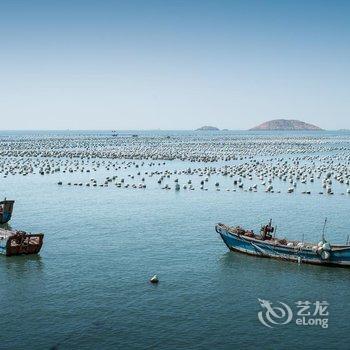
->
322 218 327 242
346 234 349 245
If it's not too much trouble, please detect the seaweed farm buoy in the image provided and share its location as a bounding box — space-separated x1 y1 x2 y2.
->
150 275 159 284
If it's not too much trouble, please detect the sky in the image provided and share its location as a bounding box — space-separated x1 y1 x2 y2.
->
0 0 349 130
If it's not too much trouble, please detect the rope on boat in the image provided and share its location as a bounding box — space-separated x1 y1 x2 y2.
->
248 238 296 261
250 242 269 257
219 224 300 262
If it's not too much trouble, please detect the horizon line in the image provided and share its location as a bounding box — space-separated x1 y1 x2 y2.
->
0 128 348 132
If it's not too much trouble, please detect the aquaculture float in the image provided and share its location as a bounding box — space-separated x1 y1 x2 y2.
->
0 199 14 224
215 220 350 267
0 228 44 256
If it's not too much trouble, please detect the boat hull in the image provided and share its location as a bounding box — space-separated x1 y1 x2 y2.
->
0 231 44 256
216 224 350 267
0 200 14 224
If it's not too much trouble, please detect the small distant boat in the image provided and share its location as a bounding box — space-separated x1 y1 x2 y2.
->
0 228 44 256
0 199 15 224
215 220 350 267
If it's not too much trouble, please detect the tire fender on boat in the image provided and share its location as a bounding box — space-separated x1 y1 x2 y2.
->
320 250 331 260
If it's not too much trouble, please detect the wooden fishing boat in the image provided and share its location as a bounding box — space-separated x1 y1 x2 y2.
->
215 220 350 267
0 228 44 256
0 199 14 224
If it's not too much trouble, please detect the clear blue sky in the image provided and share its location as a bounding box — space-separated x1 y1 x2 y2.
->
0 0 349 130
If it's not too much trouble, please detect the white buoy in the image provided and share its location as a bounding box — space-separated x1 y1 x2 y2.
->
150 275 159 284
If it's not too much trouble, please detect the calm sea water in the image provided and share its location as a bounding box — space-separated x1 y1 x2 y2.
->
0 131 349 350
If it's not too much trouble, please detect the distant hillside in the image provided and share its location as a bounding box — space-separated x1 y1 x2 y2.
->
250 119 323 131
196 126 220 131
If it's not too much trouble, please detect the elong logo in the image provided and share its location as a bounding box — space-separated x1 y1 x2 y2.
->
258 299 293 328
258 299 329 329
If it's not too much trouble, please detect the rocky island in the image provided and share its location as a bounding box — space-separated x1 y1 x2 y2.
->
196 126 220 131
250 119 323 131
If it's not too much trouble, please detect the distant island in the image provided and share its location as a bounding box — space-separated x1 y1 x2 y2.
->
250 119 323 131
196 126 220 131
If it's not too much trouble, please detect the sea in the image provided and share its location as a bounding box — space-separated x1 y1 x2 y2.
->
0 130 349 350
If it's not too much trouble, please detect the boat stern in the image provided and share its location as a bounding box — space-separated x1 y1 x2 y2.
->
5 233 44 256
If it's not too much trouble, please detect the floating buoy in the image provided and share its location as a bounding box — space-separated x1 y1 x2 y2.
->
150 275 159 284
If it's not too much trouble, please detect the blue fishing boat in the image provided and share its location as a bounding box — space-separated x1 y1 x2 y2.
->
215 220 350 267
0 200 14 224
